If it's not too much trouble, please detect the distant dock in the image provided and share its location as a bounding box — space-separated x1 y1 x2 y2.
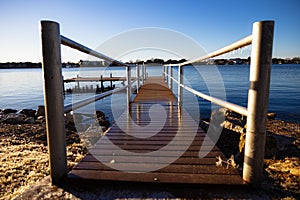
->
63 74 137 94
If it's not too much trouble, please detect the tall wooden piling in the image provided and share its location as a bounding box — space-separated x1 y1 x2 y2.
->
243 21 274 185
41 20 67 185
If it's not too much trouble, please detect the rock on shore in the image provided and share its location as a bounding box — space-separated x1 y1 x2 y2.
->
0 106 299 199
200 108 300 198
0 107 110 199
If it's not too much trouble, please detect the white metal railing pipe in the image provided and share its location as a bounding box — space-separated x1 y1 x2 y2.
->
61 36 129 67
164 72 248 116
64 86 127 113
183 83 248 116
165 35 252 67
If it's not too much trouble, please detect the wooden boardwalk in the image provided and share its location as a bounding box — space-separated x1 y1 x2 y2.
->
64 77 135 83
69 77 243 184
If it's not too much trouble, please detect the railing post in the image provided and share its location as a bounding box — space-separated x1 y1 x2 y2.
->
41 20 67 185
143 64 147 80
126 65 131 111
162 66 165 80
178 65 183 107
141 63 145 85
166 66 169 86
136 65 140 93
170 66 173 91
243 21 274 185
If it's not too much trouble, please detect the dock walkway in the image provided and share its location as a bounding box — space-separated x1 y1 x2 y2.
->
69 77 243 184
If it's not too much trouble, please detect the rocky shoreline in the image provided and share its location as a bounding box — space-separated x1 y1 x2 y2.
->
0 107 299 199
0 107 110 199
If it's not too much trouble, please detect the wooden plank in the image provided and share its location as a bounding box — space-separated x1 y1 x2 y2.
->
68 170 244 185
88 149 223 158
91 143 218 151
68 76 243 185
81 154 221 164
73 162 240 175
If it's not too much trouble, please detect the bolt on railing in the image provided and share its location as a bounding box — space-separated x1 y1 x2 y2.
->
164 20 274 185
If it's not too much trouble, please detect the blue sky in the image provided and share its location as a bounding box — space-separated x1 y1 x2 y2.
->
0 0 299 62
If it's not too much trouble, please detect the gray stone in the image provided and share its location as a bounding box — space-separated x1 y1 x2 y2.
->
19 109 36 118
95 110 106 119
3 108 17 114
24 117 35 124
36 105 45 117
65 113 74 125
267 112 277 119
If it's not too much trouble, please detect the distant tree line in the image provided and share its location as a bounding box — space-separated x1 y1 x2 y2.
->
1 57 300 69
0 62 79 69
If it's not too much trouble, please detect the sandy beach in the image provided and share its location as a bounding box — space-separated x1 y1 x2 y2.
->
0 108 299 199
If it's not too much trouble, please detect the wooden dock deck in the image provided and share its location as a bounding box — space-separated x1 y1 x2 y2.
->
69 76 243 185
64 77 135 83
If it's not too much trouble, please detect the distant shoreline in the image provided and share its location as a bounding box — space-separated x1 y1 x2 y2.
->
1 57 300 69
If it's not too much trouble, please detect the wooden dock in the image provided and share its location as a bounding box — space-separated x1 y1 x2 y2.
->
64 76 135 83
69 77 243 184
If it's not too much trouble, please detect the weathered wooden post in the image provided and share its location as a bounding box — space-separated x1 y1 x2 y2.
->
166 66 169 86
141 63 145 85
41 20 67 185
144 64 147 79
178 65 183 107
126 66 131 112
62 76 65 96
100 75 104 92
110 73 113 88
243 21 274 185
170 66 173 91
136 65 140 93
76 74 80 88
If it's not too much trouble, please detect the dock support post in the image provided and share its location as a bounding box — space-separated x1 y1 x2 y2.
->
143 64 147 80
76 74 80 88
243 21 274 185
100 75 104 92
110 73 113 88
41 20 67 185
170 66 173 91
62 76 65 96
166 66 169 86
178 65 183 107
141 63 145 85
136 65 140 93
126 66 131 112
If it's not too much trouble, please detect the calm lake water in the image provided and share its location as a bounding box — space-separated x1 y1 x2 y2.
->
0 64 299 123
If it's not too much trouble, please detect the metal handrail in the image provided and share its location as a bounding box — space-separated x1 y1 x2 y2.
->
41 20 144 185
61 35 130 67
60 35 143 112
163 20 274 185
165 72 248 116
64 85 127 113
163 34 253 116
165 35 252 67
